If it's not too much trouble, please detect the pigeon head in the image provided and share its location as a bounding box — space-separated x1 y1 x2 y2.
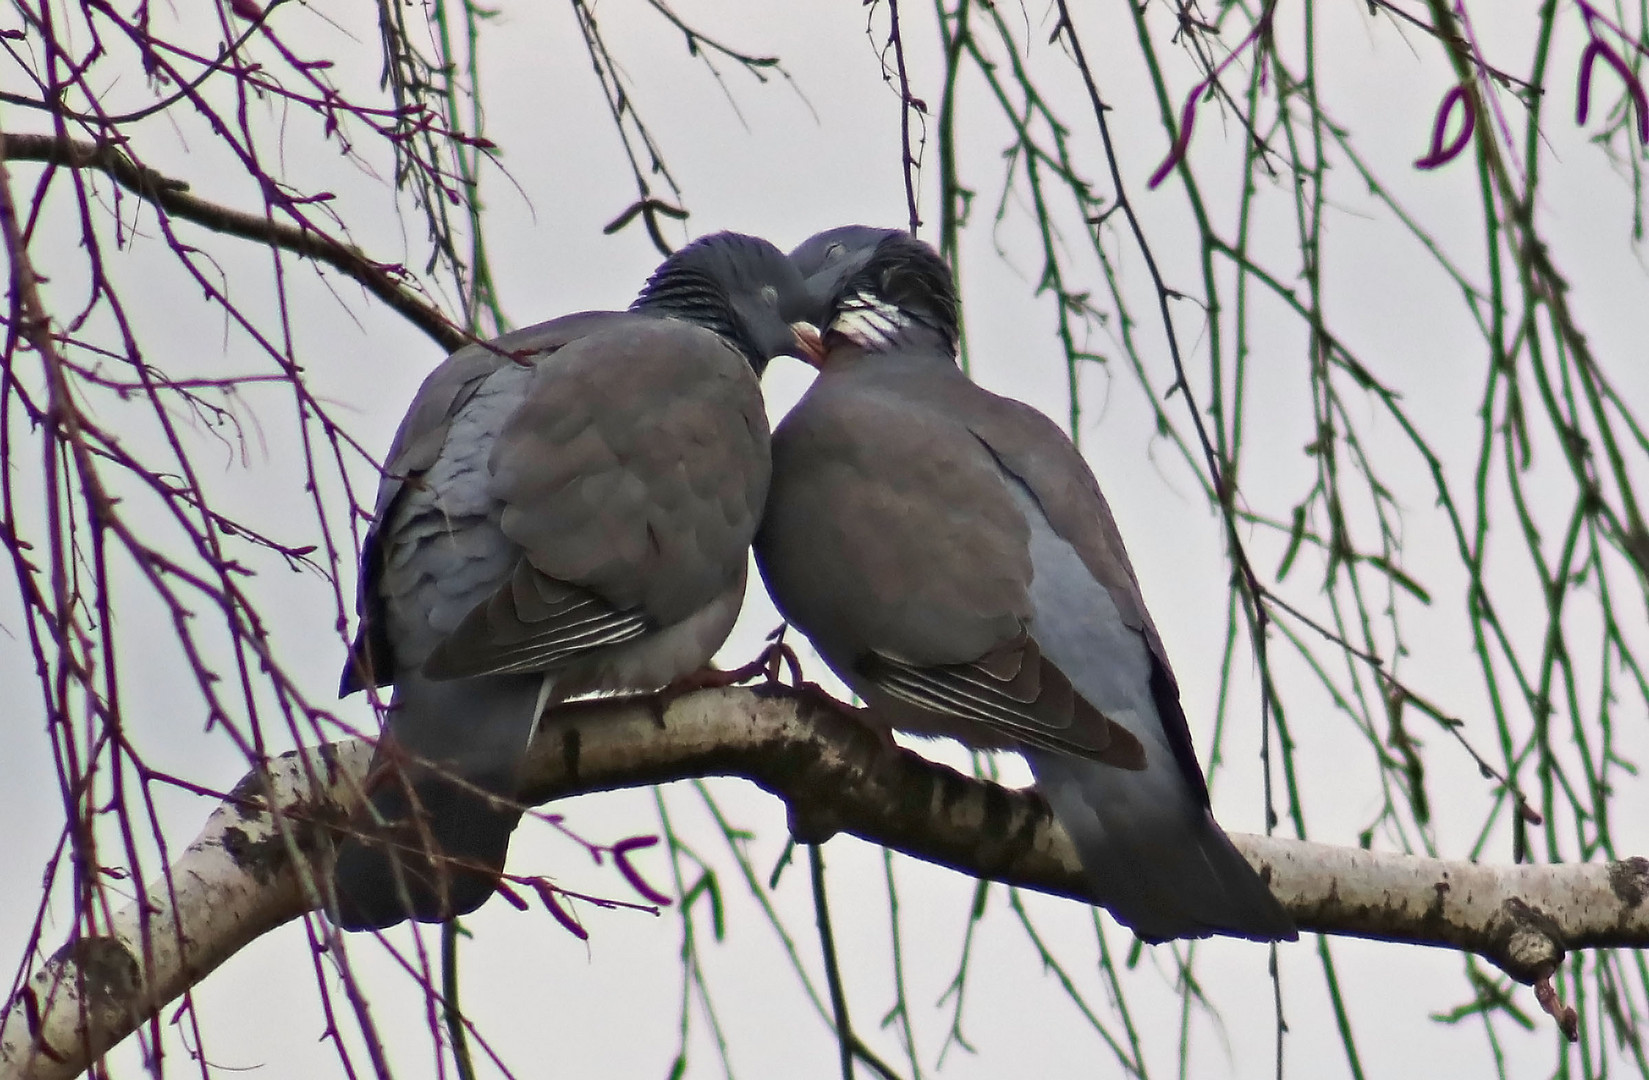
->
788 225 906 316
810 231 959 358
631 231 815 374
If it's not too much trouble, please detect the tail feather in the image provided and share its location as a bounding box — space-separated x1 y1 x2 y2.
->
1027 750 1295 943
331 774 521 930
330 673 543 931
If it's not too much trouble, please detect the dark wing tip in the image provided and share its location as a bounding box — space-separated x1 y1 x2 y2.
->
1072 694 1147 771
338 630 379 697
421 563 653 682
860 640 1148 769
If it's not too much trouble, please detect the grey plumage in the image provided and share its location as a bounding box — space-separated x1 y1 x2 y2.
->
331 233 811 931
757 229 1294 942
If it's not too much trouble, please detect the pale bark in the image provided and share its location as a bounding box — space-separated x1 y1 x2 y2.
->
2 686 1646 1080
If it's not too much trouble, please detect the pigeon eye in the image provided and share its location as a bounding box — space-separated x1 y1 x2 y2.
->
825 242 845 260
759 285 779 307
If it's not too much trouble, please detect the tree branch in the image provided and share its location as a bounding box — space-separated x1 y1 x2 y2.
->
2 686 1645 1080
0 133 469 353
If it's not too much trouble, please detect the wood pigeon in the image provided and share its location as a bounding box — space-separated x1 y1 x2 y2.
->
331 233 813 931
758 228 1296 942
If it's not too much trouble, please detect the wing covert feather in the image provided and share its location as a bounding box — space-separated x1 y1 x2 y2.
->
343 311 670 691
759 360 1144 768
489 318 769 625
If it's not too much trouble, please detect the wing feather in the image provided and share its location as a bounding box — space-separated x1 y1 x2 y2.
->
860 640 1145 769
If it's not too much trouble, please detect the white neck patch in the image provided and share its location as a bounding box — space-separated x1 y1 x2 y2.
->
831 290 908 349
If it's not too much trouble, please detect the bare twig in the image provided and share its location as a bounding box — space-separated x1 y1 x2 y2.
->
0 134 467 352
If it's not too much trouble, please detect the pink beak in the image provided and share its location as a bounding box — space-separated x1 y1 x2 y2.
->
790 322 826 368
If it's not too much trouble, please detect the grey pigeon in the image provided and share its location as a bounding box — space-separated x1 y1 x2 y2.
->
757 228 1295 942
332 233 813 931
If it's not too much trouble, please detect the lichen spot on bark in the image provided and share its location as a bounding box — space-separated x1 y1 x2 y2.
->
52 937 140 1014
1608 857 1649 909
221 825 293 885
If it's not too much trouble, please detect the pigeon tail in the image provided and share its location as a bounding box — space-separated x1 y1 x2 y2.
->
330 672 545 931
1027 750 1296 943
1005 480 1294 943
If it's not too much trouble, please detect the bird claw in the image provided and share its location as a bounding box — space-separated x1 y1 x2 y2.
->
725 638 805 687
661 638 806 698
649 633 890 759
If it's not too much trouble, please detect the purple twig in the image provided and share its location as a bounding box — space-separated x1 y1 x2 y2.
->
1415 85 1477 169
1575 3 1649 144
1147 6 1275 189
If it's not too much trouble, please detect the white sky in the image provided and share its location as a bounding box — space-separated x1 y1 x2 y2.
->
4 0 1649 1077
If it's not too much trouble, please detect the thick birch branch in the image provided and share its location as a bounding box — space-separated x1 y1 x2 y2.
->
3 686 1646 1080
